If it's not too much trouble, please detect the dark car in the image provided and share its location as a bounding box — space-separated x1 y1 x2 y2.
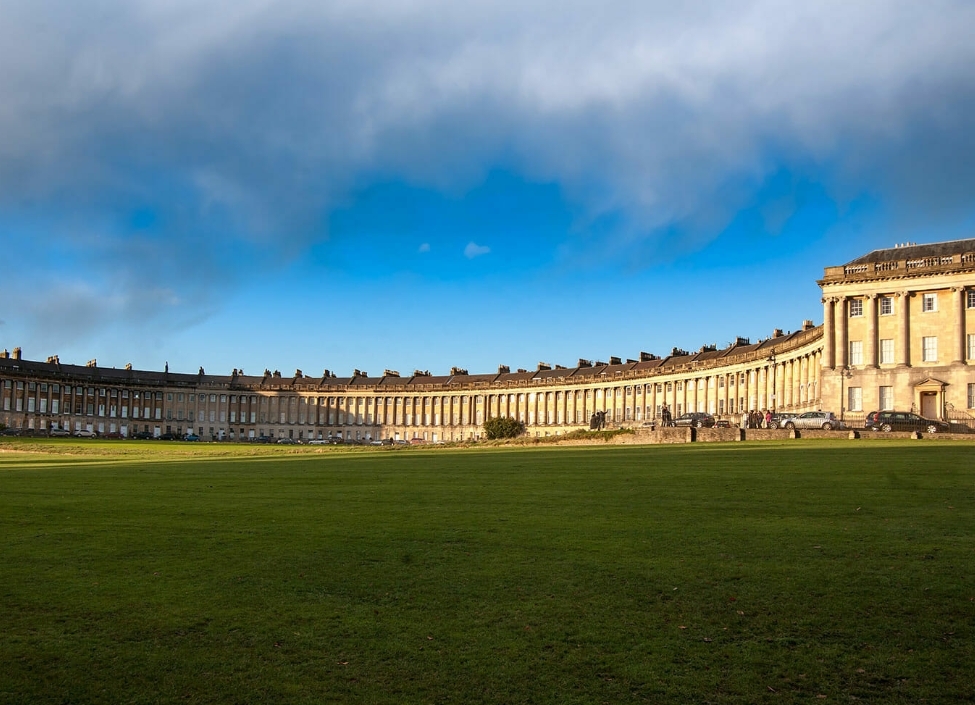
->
673 412 716 428
866 411 950 433
183 433 201 442
864 411 881 428
1 428 21 436
132 431 153 440
158 432 177 441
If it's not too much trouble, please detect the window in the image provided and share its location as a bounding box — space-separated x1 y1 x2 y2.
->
849 340 863 366
848 387 863 412
968 290 975 308
969 383 975 410
922 336 938 362
879 339 894 364
849 299 863 317
879 386 893 411
968 334 975 361
880 296 893 315
922 293 938 312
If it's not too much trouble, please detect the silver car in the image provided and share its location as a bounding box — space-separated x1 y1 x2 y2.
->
780 411 841 430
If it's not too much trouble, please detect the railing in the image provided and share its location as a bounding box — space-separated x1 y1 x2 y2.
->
827 251 975 281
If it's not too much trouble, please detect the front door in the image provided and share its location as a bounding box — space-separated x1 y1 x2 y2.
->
921 392 938 419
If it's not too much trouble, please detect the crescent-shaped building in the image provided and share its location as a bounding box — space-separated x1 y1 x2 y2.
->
2 239 974 440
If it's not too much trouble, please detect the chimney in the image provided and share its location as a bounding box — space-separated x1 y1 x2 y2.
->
537 362 551 371
383 369 400 377
497 365 510 374
609 356 621 365
577 358 592 368
772 328 784 338
86 359 97 367
802 319 814 330
0 349 7 359
13 347 23 360
450 367 468 376
125 363 133 370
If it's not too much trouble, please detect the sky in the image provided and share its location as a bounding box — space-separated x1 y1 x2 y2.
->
2 0 975 378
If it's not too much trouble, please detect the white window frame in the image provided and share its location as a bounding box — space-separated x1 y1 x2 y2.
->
880 296 894 316
849 340 863 366
922 336 938 362
847 386 863 412
879 339 894 364
849 299 863 317
879 386 893 411
922 293 938 312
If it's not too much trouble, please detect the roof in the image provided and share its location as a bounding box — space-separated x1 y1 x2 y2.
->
845 238 975 266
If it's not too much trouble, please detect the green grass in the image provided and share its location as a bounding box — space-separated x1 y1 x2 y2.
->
1 439 974 703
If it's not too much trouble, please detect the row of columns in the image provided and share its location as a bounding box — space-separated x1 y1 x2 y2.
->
824 287 969 369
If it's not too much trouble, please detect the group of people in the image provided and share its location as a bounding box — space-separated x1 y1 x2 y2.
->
740 410 774 429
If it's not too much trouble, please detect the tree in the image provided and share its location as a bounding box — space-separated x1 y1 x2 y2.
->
483 416 525 440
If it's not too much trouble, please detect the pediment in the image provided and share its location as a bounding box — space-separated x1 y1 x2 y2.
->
913 377 948 390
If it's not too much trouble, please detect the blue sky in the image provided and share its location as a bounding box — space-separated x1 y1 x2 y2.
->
2 1 975 378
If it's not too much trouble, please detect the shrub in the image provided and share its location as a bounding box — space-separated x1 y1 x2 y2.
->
483 416 525 439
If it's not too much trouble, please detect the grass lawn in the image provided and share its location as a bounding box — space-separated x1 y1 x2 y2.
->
1 439 973 703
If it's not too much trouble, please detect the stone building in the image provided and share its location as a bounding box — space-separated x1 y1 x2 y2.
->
819 239 975 421
1 239 974 439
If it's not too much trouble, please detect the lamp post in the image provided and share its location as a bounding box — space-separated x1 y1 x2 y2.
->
766 353 777 412
839 366 853 421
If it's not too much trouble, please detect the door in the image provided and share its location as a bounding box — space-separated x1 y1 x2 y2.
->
921 392 938 419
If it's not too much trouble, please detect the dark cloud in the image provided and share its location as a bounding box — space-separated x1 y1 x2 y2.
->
1 0 974 340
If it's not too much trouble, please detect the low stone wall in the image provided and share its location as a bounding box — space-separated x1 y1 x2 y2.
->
545 427 972 447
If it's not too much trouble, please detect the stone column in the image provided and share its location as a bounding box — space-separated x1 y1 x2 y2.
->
837 297 849 369
952 287 966 364
823 297 836 369
898 291 911 366
866 294 878 367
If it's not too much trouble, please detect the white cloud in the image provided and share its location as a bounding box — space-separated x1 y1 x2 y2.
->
464 241 490 259
0 0 973 280
418 242 430 253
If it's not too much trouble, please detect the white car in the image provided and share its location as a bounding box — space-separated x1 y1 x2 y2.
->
780 411 842 430
73 429 97 438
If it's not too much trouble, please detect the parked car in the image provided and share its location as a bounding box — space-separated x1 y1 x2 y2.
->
308 439 329 445
183 433 201 442
780 411 841 430
672 412 716 428
866 411 950 433
73 429 97 438
768 413 796 429
49 428 72 437
276 437 298 445
132 431 153 440
409 437 427 445
158 432 177 441
864 411 881 428
714 419 731 428
1 428 21 436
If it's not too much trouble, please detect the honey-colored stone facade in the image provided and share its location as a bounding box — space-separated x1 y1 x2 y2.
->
2 239 973 439
819 239 975 422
